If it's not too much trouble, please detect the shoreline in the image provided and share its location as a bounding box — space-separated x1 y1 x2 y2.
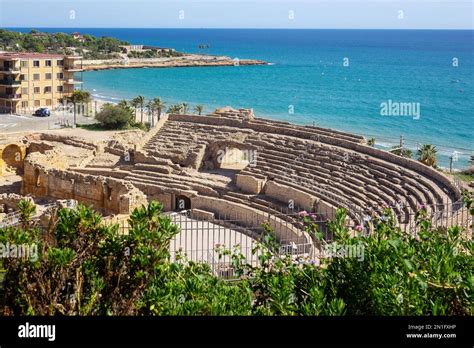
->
82 55 268 71
88 96 472 170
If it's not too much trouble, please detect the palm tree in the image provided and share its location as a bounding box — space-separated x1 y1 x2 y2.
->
194 104 204 115
181 103 189 114
367 138 375 147
132 95 145 123
417 144 437 167
167 104 182 114
130 97 139 120
146 99 155 125
151 97 166 121
66 90 91 126
118 99 129 109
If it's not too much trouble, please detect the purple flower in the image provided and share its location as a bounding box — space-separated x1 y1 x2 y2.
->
298 211 309 217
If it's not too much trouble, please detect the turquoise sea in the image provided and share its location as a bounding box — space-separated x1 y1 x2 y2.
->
13 28 474 168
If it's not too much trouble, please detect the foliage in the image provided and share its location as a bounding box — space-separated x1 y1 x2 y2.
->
0 29 128 59
0 200 472 316
194 105 204 115
367 138 375 147
95 103 134 129
417 144 438 167
390 146 413 159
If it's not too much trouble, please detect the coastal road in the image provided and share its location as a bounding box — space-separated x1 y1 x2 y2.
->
0 112 95 134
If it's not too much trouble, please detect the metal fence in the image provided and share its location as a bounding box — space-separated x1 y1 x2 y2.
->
2 200 471 279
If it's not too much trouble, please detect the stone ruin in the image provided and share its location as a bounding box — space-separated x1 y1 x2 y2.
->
0 107 465 254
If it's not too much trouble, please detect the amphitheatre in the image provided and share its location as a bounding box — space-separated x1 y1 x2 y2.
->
0 107 469 263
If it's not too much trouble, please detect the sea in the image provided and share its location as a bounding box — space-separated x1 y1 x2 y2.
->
10 28 474 168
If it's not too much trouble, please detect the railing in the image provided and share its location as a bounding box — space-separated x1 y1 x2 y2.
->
0 79 21 85
0 94 21 99
2 201 471 280
0 66 20 72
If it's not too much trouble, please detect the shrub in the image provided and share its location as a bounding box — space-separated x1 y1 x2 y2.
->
95 103 134 129
0 200 471 316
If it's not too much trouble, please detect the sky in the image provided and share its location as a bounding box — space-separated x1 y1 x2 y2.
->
0 0 472 29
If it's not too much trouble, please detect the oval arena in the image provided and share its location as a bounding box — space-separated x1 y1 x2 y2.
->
0 108 466 262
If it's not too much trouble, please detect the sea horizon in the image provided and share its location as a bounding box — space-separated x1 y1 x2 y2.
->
4 27 472 168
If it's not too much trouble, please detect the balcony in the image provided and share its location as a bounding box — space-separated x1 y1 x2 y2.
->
64 65 83 72
0 66 21 74
0 79 21 86
0 94 22 100
64 78 83 85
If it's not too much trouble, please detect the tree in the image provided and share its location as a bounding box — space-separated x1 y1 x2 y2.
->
66 90 91 126
390 147 413 159
167 104 183 114
417 144 437 167
17 199 36 229
181 103 189 114
151 97 166 121
194 105 204 115
132 96 146 124
95 103 134 129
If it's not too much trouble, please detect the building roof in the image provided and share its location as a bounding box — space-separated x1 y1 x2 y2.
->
0 52 65 60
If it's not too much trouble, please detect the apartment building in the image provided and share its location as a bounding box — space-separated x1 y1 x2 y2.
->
0 52 83 114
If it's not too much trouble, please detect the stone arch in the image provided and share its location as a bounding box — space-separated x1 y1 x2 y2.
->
201 140 257 170
1 144 23 172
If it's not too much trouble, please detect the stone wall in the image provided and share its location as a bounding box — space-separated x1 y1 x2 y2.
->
191 195 311 245
264 180 318 211
22 151 147 215
236 174 266 194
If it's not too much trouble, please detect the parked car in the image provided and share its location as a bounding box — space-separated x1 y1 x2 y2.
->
33 108 51 117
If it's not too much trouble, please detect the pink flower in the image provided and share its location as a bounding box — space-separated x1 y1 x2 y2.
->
355 225 364 232
298 211 309 217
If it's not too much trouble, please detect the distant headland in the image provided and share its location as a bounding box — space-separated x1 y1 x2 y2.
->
0 29 268 71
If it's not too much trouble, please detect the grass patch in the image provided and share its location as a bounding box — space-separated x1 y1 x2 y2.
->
453 172 474 183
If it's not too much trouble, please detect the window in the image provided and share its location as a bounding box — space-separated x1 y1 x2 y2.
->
20 74 27 81
45 73 52 80
21 101 28 108
46 99 52 106
57 73 64 79
34 87 40 94
21 61 28 68
21 87 28 94
57 60 64 66
45 60 52 67
33 60 40 67
44 86 52 93
57 85 64 92
34 100 41 107
33 74 40 81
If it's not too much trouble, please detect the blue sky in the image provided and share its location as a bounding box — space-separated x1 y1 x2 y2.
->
1 0 472 29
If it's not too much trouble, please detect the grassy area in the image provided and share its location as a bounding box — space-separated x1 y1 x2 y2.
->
453 171 474 183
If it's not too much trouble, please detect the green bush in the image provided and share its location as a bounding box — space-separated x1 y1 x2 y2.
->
0 199 472 316
95 103 134 129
